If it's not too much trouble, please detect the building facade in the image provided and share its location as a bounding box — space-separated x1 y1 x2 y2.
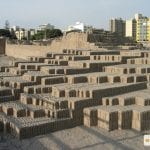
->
15 29 35 40
37 23 54 31
125 19 136 40
135 14 150 42
67 22 93 33
125 13 150 43
15 29 29 40
109 18 126 37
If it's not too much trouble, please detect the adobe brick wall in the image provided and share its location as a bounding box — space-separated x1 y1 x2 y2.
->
6 32 101 59
0 38 6 55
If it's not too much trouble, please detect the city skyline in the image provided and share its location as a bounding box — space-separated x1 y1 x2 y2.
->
0 0 149 29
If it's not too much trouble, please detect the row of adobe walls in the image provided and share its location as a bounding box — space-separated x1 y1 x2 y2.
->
0 38 6 55
6 32 100 59
6 44 55 59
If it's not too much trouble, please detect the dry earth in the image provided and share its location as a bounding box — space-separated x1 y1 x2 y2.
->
0 126 150 150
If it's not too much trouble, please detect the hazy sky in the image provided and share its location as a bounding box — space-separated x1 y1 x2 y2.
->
0 0 149 30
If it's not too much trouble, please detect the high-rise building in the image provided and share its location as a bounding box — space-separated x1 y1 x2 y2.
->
109 18 126 37
125 19 136 40
135 14 150 42
125 13 150 43
148 19 150 42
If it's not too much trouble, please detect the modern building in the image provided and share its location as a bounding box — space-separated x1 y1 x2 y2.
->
37 23 54 31
135 14 150 42
148 19 150 42
15 29 24 40
30 29 37 36
125 13 150 43
110 18 126 37
12 26 20 31
15 29 31 40
125 19 136 40
67 22 93 33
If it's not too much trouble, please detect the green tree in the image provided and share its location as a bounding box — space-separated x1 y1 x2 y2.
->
0 29 11 37
10 30 17 39
46 29 63 38
31 31 44 40
31 29 63 40
0 29 17 39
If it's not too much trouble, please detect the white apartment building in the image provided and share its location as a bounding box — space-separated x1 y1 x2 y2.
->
15 29 31 40
125 19 136 40
37 23 54 31
67 22 93 32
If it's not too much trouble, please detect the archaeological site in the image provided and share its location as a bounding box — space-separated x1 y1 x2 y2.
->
0 33 150 140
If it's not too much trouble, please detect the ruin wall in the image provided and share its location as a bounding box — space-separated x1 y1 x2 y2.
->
6 32 100 59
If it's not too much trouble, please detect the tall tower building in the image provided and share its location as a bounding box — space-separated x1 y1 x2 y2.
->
125 19 136 40
148 19 150 41
109 18 126 37
135 14 150 42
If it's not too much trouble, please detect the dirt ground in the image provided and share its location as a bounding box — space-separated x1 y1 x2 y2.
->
0 126 150 150
0 55 15 66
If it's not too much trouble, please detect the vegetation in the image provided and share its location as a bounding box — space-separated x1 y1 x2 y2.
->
88 30 137 46
0 29 17 39
31 29 63 40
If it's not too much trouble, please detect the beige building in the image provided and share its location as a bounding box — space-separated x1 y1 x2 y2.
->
125 19 136 40
15 29 29 40
15 29 36 40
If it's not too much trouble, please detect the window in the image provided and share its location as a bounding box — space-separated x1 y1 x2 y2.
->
86 91 90 97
